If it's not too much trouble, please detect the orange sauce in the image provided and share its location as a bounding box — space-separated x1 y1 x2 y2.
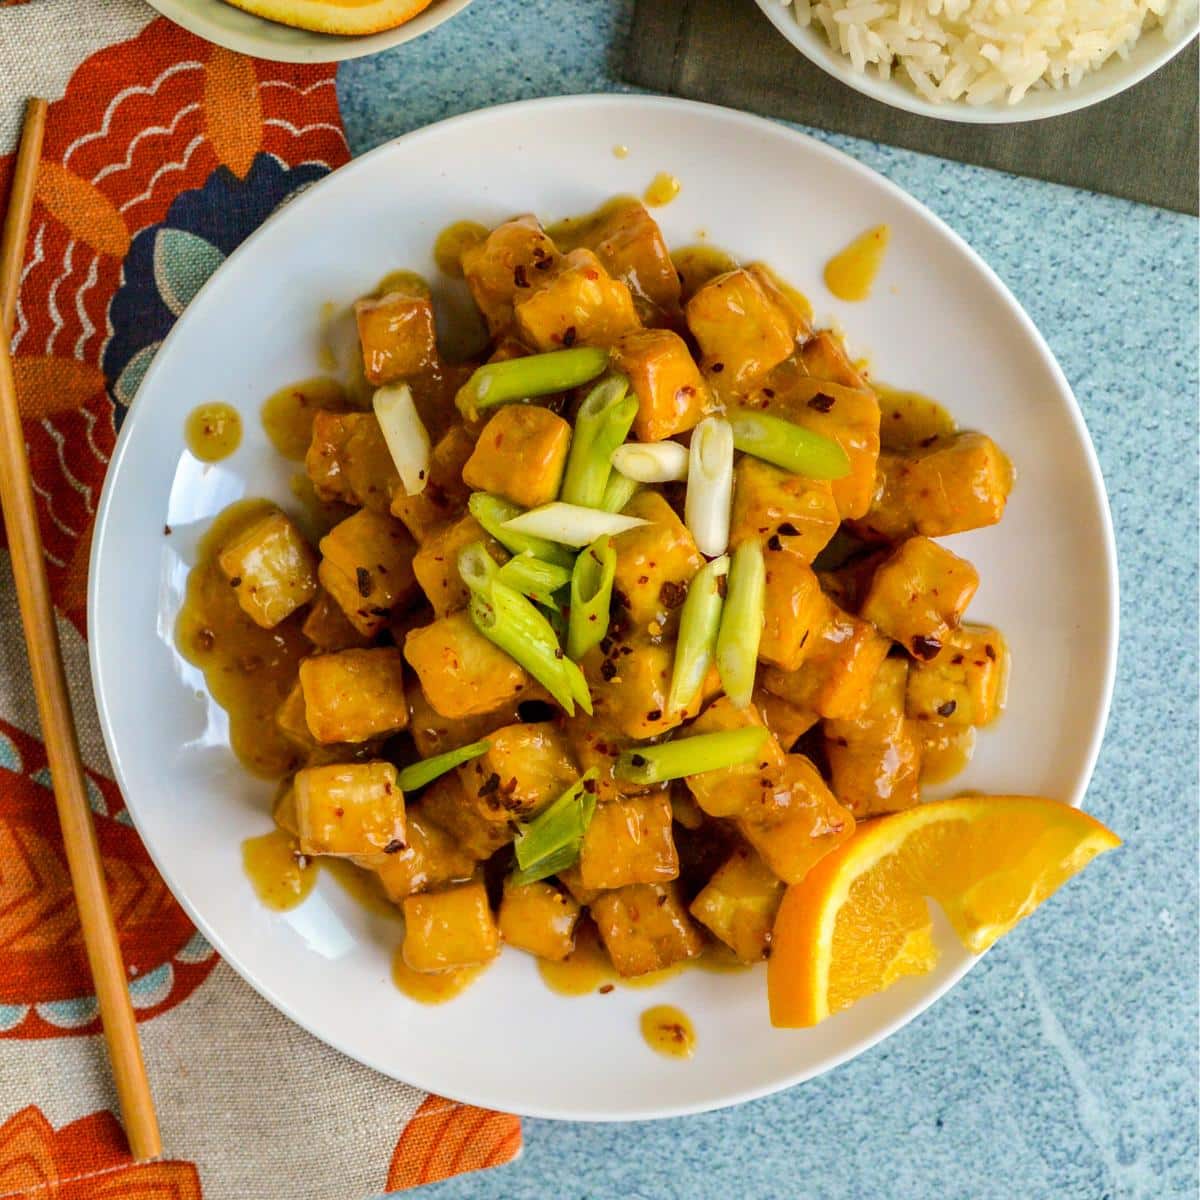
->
919 723 977 784
261 376 347 461
672 244 739 302
643 172 681 208
640 1005 696 1058
613 144 630 160
433 221 489 279
242 829 317 910
538 923 616 996
875 382 957 451
374 268 431 298
824 224 890 301
547 196 638 252
185 402 242 463
321 856 400 920
391 949 489 1004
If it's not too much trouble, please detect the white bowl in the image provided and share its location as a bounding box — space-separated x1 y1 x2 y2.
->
145 0 472 63
755 0 1199 123
89 94 1118 1119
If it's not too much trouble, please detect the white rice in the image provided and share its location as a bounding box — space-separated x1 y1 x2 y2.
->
781 0 1197 104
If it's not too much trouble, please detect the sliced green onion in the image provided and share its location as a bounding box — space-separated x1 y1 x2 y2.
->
397 740 490 792
685 416 734 557
456 541 500 596
373 382 430 496
611 440 689 483
729 409 850 479
455 347 610 417
512 769 599 884
501 501 647 547
667 554 728 713
497 552 572 607
560 376 638 508
716 539 765 708
600 470 641 514
614 728 769 785
567 536 616 660
468 492 574 568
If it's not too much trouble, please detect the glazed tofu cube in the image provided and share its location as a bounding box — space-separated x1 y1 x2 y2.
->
685 697 786 818
689 845 784 962
403 612 531 720
461 214 562 336
736 755 855 884
746 263 813 343
218 510 317 629
588 637 714 740
402 880 499 972
760 602 890 720
419 773 513 859
686 269 794 389
306 411 400 512
611 491 703 635
801 327 869 390
301 587 372 651
591 883 704 977
318 509 418 637
293 761 405 859
578 791 679 890
412 515 507 618
462 405 571 509
374 803 476 901
276 681 317 751
298 647 409 744
498 879 581 961
355 286 438 386
916 721 977 783
514 248 640 351
563 715 653 803
389 424 475 544
753 687 819 751
612 328 710 442
826 727 921 818
556 864 602 907
827 656 909 741
455 722 578 821
759 547 828 671
906 624 1008 727
730 456 839 564
575 199 682 321
272 786 299 836
860 536 979 660
406 680 533 759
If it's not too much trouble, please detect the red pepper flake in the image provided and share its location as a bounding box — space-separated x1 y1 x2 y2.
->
356 567 372 597
777 522 800 536
630 753 648 767
766 534 783 552
513 264 530 289
807 393 836 413
936 700 957 717
658 580 687 609
479 772 502 796
598 983 615 994
646 709 662 722
919 434 939 448
600 659 618 682
911 635 942 660
383 839 405 854
228 575 242 588
985 644 997 660
710 362 724 374
163 524 173 536
952 653 965 665
562 326 578 348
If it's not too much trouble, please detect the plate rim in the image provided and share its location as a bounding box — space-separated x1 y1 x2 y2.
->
87 92 1120 1121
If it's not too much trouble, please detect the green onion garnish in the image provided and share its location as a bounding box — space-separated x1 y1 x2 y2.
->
667 554 728 713
567 535 617 661
456 541 500 596
397 740 490 793
716 538 766 709
468 492 574 568
729 409 850 479
455 347 610 417
559 376 638 509
600 470 641 514
512 769 599 885
497 552 572 608
614 728 769 785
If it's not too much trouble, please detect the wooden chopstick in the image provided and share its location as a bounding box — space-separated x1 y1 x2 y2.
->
0 98 162 1163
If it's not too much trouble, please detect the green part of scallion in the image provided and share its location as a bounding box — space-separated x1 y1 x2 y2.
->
567 535 617 661
667 554 729 713
455 347 610 417
559 376 638 509
396 740 491 793
511 769 599 884
468 492 574 569
613 728 769 786
497 552 572 608
729 408 850 479
599 470 641 514
715 538 766 709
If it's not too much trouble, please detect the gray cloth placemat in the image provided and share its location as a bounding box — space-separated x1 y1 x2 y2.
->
624 0 1199 214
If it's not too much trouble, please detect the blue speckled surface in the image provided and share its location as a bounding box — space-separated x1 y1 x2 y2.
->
338 5 1199 1196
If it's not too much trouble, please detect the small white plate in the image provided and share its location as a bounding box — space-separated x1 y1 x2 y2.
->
89 95 1118 1120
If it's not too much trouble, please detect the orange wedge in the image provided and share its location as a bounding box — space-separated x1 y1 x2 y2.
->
768 795 1120 1028
221 0 434 36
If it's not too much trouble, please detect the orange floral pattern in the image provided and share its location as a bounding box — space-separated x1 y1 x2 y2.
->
387 1096 523 1190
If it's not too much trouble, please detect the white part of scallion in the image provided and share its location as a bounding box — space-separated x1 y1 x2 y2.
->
373 382 430 496
501 502 648 548
685 416 734 557
611 440 690 483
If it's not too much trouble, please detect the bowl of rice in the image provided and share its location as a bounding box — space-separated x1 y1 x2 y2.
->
756 0 1198 120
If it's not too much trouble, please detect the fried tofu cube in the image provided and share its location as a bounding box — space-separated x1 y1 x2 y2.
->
301 587 373 651
402 880 499 972
318 509 418 637
455 722 578 821
355 286 438 386
403 612 531 720
761 602 890 720
498 879 580 961
916 721 977 783
563 715 654 803
406 680 534 758
276 681 317 752
827 656 908 740
419 773 513 859
689 845 784 962
730 456 839 564
801 327 868 389
298 647 409 744
272 786 299 836
906 624 1008 727
218 509 317 629
293 761 405 859
759 547 828 672
556 864 602 907
412 515 507 618
826 729 921 818
462 404 571 509
860 536 979 660
611 491 703 635
613 328 710 442
374 803 476 901
389 424 475 544
686 269 794 388
578 791 679 890
736 755 854 884
588 637 714 740
462 214 562 335
306 411 400 512
685 697 786 819
746 263 813 343
576 199 682 321
591 883 704 977
753 688 820 751
514 248 640 351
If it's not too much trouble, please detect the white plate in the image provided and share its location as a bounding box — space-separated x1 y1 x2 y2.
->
89 95 1118 1120
145 0 472 63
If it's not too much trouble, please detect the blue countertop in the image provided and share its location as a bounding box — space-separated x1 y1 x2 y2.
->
339 4 1199 1196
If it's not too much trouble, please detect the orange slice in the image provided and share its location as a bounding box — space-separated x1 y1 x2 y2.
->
221 0 434 36
768 795 1120 1028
